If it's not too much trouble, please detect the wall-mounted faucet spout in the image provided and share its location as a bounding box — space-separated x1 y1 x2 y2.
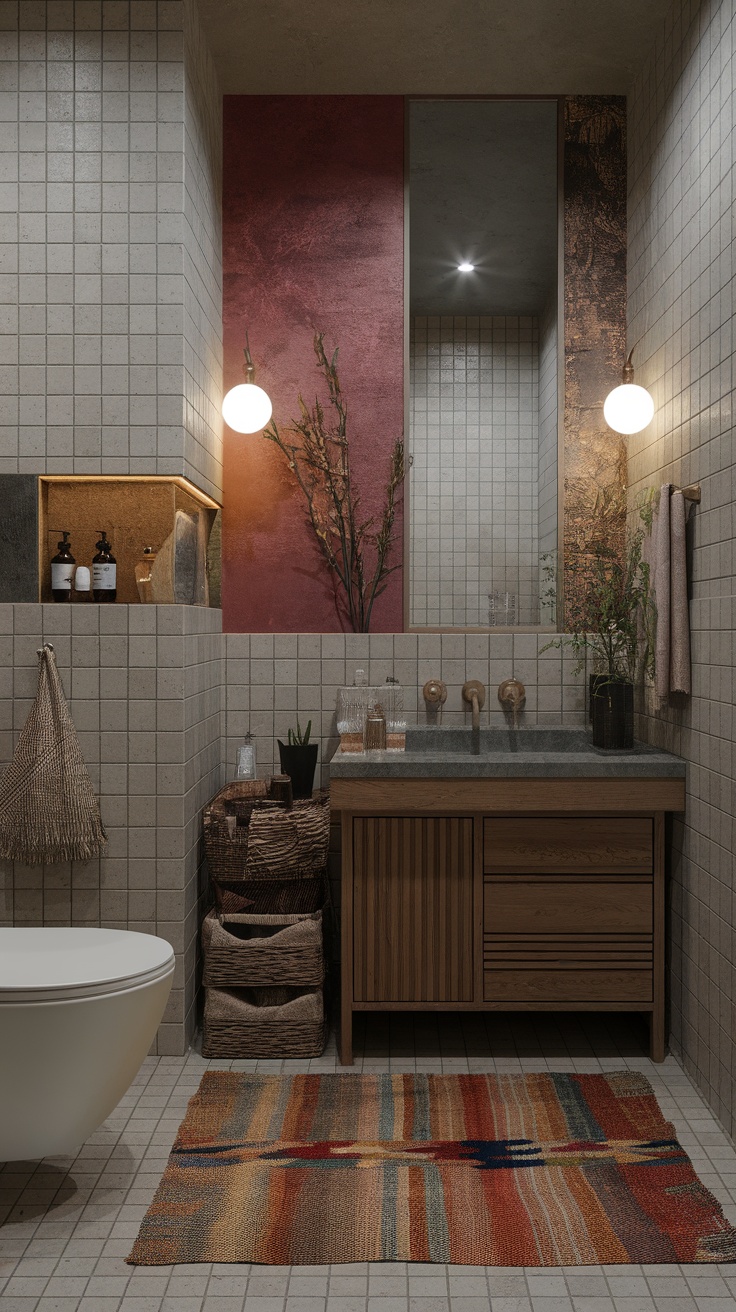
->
462 679 486 741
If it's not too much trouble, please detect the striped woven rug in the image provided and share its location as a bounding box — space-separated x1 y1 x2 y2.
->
128 1071 736 1266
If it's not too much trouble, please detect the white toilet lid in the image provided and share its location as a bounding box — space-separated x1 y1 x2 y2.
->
0 928 175 1002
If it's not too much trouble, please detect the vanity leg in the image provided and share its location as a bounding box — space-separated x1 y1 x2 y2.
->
650 1008 665 1063
650 812 666 1062
339 1001 353 1066
339 810 354 1066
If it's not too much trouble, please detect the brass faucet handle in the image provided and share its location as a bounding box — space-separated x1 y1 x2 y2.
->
461 679 486 709
422 678 447 706
498 677 526 707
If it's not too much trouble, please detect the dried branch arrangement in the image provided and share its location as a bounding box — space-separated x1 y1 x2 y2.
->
263 334 404 633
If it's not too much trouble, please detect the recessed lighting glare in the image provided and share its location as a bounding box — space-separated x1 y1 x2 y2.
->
457 262 475 273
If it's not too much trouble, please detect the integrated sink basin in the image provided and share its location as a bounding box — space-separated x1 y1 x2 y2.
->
329 724 686 778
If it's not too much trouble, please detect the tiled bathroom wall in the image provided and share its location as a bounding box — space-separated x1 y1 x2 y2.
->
182 0 222 498
409 316 540 628
222 631 586 787
627 0 736 1134
0 0 223 500
0 602 223 1053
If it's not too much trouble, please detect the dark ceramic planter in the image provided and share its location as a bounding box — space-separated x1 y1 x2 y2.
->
591 679 634 750
277 741 318 799
588 673 609 723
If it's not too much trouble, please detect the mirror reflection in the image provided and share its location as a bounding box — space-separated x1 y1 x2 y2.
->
408 99 560 630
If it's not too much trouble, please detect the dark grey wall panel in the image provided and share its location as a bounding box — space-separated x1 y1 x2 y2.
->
0 475 38 603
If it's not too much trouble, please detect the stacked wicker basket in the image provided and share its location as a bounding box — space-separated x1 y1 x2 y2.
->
201 778 331 1058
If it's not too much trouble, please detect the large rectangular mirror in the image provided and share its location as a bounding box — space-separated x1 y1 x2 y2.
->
407 99 561 630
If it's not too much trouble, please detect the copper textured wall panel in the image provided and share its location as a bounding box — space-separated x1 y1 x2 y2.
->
563 96 627 626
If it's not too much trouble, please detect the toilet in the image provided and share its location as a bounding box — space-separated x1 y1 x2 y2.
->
0 928 175 1162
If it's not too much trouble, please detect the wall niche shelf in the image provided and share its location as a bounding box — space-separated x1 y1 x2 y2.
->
38 475 221 607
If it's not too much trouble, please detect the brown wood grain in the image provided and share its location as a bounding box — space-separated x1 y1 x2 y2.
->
329 777 685 813
484 817 653 873
352 816 474 1004
484 969 652 1003
484 879 653 935
651 812 666 1061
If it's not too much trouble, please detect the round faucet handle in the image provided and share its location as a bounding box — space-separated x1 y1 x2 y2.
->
498 678 526 707
423 678 447 706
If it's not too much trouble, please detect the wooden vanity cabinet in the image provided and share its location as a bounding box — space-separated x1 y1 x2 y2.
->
332 776 685 1067
482 818 654 1006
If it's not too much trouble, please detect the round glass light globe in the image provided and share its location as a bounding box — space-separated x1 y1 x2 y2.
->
603 382 654 435
221 382 273 434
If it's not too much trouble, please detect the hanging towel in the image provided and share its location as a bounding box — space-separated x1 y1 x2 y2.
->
0 644 107 864
669 489 691 694
652 484 691 699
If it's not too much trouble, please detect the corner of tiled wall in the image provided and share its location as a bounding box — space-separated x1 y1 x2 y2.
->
627 0 736 1136
0 602 224 1056
0 0 223 501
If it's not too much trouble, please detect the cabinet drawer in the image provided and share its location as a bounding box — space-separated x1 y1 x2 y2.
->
484 969 652 1003
484 818 653 873
484 879 652 935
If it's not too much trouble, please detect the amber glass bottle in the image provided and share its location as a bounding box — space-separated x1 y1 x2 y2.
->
92 531 117 602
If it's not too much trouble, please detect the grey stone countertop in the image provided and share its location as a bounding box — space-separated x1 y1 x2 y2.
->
327 726 686 778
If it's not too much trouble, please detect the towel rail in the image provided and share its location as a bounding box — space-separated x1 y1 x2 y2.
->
672 483 701 503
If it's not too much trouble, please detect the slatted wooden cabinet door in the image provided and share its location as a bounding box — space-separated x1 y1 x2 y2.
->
352 816 474 1003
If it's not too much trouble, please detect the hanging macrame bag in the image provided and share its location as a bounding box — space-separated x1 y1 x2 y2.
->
0 644 107 864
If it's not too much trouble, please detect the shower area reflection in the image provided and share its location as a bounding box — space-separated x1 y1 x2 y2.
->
407 100 560 630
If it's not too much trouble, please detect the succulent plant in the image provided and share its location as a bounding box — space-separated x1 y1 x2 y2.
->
287 718 312 747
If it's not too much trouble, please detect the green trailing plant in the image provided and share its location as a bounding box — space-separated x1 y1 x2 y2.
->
544 505 655 686
287 718 312 747
263 333 404 633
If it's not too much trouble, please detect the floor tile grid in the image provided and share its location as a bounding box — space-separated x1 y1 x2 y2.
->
2 1041 736 1312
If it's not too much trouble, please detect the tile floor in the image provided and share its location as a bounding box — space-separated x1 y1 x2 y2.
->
2 1014 736 1312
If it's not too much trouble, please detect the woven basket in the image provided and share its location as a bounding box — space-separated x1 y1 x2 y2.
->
202 985 327 1058
211 873 328 917
202 909 324 989
203 782 330 882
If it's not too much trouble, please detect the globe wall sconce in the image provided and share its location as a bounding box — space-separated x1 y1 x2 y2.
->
603 347 655 436
222 333 273 434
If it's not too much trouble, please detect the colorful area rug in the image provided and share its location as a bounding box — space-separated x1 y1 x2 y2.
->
128 1071 736 1266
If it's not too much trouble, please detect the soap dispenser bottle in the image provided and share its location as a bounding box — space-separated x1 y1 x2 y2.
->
92 531 117 602
50 531 75 602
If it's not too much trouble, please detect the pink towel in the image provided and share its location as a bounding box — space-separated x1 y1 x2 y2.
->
652 483 691 699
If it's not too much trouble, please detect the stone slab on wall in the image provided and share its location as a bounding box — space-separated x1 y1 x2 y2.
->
627 0 736 1135
221 95 405 634
0 602 223 1055
563 95 628 625
0 474 38 603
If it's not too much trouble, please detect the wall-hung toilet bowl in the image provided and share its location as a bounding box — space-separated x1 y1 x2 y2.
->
0 928 175 1162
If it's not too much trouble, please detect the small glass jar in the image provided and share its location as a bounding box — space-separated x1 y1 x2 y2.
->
382 677 406 750
235 733 257 780
364 703 387 751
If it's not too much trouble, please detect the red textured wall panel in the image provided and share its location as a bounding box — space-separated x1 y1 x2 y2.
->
221 96 405 632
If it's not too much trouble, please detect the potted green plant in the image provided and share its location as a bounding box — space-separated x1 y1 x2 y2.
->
277 719 318 798
545 519 654 749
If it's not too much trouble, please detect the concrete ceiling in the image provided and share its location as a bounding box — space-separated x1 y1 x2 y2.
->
198 0 673 95
409 100 558 316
